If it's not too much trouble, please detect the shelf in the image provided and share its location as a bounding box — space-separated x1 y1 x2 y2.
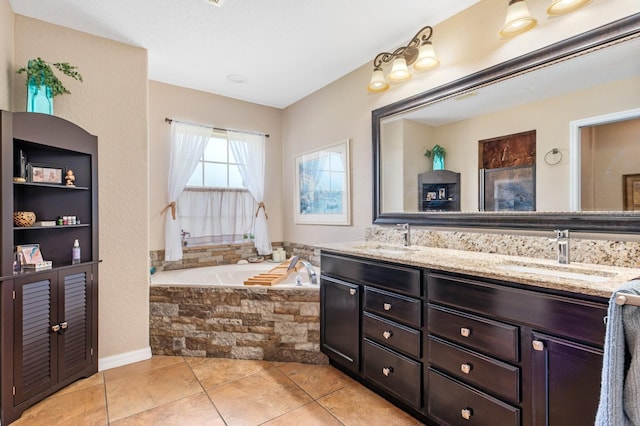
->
13 181 89 190
13 224 90 231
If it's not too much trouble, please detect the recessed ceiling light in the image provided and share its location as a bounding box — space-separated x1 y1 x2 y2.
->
203 0 224 7
227 74 247 83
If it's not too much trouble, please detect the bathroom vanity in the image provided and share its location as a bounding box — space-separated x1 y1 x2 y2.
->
319 243 638 425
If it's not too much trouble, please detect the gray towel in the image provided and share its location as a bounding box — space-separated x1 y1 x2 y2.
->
595 279 640 426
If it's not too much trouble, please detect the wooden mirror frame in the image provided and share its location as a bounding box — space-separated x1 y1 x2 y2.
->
372 13 640 233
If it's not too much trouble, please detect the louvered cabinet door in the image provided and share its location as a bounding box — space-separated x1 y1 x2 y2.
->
13 272 58 405
57 265 94 380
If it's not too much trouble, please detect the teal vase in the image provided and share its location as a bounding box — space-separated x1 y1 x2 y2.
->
433 153 445 170
27 78 53 115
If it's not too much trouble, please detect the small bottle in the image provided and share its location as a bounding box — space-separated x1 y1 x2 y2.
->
72 239 81 264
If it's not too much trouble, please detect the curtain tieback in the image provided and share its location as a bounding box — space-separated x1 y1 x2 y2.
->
256 201 268 219
161 201 177 220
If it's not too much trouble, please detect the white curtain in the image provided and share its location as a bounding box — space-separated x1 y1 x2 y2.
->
163 122 211 261
178 189 256 243
228 130 272 255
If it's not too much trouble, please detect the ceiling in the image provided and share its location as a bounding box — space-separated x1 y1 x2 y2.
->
9 0 481 109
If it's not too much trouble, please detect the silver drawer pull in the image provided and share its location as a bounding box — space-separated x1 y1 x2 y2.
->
382 330 393 339
383 303 392 311
460 363 472 374
460 327 471 338
349 289 356 296
382 366 393 377
51 324 61 333
532 340 545 351
461 408 473 420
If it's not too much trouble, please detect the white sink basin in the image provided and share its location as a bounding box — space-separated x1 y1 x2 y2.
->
498 263 612 283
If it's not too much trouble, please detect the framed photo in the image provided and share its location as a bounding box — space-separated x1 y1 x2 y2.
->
294 139 351 225
480 165 535 211
27 163 65 184
426 191 437 201
438 188 446 200
623 173 640 211
17 244 44 265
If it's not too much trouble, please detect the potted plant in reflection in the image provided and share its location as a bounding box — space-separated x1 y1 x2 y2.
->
424 144 446 170
17 57 83 115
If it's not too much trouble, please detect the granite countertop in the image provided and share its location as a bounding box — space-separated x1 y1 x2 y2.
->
318 241 640 299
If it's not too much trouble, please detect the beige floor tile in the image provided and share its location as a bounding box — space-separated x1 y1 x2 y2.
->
276 362 355 399
55 371 104 396
186 356 273 389
206 366 312 425
106 360 202 422
318 383 422 426
263 401 344 426
12 383 107 426
103 355 185 382
111 392 224 426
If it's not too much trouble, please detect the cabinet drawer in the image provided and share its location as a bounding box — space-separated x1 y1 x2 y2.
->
363 312 421 358
428 304 519 362
429 335 520 404
428 273 607 347
364 287 421 328
363 339 421 409
321 253 421 297
428 368 520 426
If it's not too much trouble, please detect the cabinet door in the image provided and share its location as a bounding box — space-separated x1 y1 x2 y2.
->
57 265 94 380
320 276 360 373
13 272 58 405
531 332 603 426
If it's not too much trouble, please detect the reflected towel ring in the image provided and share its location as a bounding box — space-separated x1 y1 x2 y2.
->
544 148 562 165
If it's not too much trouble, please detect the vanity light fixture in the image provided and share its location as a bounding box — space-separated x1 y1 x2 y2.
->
367 25 439 93
500 0 537 38
546 0 591 15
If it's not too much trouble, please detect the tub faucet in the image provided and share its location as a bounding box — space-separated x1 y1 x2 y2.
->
397 223 410 246
180 229 191 247
300 260 318 284
551 229 570 264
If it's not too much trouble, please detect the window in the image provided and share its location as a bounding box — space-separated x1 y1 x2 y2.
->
186 131 245 188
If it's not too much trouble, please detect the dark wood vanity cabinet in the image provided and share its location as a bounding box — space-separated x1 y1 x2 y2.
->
320 252 424 412
427 272 606 426
320 251 608 425
0 111 99 425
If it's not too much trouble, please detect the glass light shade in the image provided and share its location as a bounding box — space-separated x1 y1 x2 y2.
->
546 0 591 15
388 58 412 83
367 68 389 93
500 0 537 38
414 42 440 71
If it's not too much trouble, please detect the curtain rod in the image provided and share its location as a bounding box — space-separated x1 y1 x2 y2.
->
164 118 269 138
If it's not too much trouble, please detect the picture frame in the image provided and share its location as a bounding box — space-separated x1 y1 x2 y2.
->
480 165 535 212
294 139 351 225
438 188 446 200
17 244 44 265
623 173 640 211
27 163 65 184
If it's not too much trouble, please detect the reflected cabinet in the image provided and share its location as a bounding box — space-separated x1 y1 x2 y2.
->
0 111 99 425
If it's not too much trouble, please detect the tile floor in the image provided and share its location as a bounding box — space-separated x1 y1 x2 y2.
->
12 356 424 425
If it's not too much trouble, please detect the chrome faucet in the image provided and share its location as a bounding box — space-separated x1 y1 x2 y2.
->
299 260 318 284
180 229 191 247
552 229 570 264
397 223 410 246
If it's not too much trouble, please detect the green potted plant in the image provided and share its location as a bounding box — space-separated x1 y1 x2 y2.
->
17 57 83 114
424 144 446 170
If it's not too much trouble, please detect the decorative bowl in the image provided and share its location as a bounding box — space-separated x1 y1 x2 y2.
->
13 211 36 227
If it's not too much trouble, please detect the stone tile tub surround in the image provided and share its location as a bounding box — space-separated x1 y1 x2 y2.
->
366 226 640 268
150 286 326 364
150 241 320 272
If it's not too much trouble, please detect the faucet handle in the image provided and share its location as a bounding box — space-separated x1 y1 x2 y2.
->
554 229 569 239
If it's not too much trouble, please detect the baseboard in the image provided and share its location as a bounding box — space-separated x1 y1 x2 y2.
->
98 346 152 371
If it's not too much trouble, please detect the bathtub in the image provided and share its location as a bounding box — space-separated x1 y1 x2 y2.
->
149 262 318 288
149 261 325 364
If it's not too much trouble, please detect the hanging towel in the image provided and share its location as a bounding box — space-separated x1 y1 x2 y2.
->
595 279 640 426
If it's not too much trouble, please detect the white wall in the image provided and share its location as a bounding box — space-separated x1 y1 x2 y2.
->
0 0 13 111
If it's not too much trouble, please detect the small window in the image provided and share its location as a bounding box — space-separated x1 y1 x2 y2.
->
186 132 245 188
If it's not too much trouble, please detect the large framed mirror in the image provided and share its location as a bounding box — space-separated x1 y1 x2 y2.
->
373 13 640 233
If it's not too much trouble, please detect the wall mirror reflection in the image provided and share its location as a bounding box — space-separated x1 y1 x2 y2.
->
373 15 640 232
